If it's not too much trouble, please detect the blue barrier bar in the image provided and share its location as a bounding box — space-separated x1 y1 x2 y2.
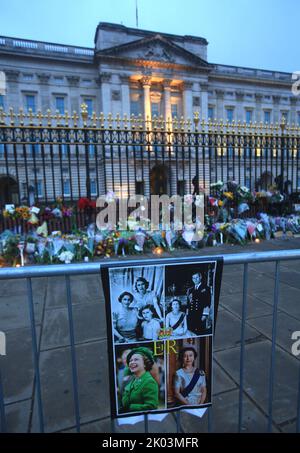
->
0 368 6 433
297 365 300 433
26 277 44 433
238 263 249 432
65 276 81 433
267 261 280 432
0 250 300 280
176 410 181 433
144 413 148 433
207 406 212 432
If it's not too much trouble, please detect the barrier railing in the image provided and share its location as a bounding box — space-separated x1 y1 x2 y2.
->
0 249 300 433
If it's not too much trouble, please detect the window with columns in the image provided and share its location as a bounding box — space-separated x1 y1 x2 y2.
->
25 94 36 113
281 111 289 122
245 109 253 124
171 103 178 118
130 100 140 117
55 96 65 114
83 98 94 116
264 110 271 123
226 107 234 122
151 101 160 117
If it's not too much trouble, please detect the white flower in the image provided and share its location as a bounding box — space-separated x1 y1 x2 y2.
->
210 180 224 189
105 191 116 203
58 251 74 263
239 186 250 193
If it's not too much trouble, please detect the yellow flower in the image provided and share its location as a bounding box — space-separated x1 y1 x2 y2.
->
224 191 234 200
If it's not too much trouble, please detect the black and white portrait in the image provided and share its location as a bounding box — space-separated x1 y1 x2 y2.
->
109 265 164 344
165 262 216 337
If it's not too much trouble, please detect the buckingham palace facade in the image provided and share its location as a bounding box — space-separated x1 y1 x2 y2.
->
0 22 298 204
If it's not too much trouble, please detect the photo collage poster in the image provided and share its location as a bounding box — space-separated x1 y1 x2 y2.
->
101 258 223 418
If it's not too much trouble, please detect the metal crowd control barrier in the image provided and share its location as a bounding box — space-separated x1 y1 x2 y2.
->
0 249 300 433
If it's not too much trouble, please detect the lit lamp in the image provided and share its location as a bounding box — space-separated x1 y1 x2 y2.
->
255 238 260 244
153 246 163 255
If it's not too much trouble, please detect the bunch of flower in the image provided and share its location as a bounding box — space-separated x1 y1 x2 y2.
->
15 206 31 220
62 206 73 218
77 197 96 210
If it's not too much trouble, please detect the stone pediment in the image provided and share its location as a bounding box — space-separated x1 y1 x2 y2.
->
96 34 210 68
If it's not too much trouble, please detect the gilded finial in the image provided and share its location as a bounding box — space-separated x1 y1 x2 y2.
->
193 111 200 129
91 111 97 127
116 113 121 129
173 116 178 131
0 107 5 125
37 110 43 126
81 103 88 126
73 111 79 127
180 116 185 131
9 107 15 126
107 113 113 129
99 112 105 129
28 108 34 125
46 109 52 127
18 107 25 126
123 113 128 129
64 110 70 126
280 115 286 133
138 113 143 130
130 113 136 129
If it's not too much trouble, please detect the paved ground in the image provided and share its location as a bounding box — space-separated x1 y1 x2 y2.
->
1 237 300 433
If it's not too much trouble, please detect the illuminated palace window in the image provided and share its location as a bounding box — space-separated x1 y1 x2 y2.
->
84 98 94 116
55 96 65 114
151 102 160 117
25 94 36 112
208 107 214 120
264 111 271 123
130 100 140 117
246 110 252 123
226 108 234 122
171 103 178 118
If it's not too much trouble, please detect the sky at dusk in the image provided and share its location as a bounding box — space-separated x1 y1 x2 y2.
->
0 0 299 73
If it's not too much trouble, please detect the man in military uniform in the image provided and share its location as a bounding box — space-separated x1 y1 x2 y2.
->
186 272 212 335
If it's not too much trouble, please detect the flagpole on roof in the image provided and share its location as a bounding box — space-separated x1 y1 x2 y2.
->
136 0 139 28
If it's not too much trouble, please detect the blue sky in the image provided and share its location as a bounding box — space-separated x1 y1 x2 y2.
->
0 0 298 72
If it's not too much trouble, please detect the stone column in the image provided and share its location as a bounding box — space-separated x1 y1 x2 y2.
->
66 76 80 113
141 76 152 124
37 73 51 111
200 83 209 119
235 91 244 122
163 79 172 121
272 95 281 123
100 72 112 115
182 81 193 120
215 89 224 120
119 74 130 117
255 93 263 122
5 70 20 110
290 97 297 124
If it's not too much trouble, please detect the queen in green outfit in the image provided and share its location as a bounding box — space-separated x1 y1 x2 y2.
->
121 347 159 412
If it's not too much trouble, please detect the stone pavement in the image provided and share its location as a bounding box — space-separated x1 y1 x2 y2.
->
1 237 300 433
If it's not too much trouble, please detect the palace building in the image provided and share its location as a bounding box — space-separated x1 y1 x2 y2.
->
0 22 298 204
